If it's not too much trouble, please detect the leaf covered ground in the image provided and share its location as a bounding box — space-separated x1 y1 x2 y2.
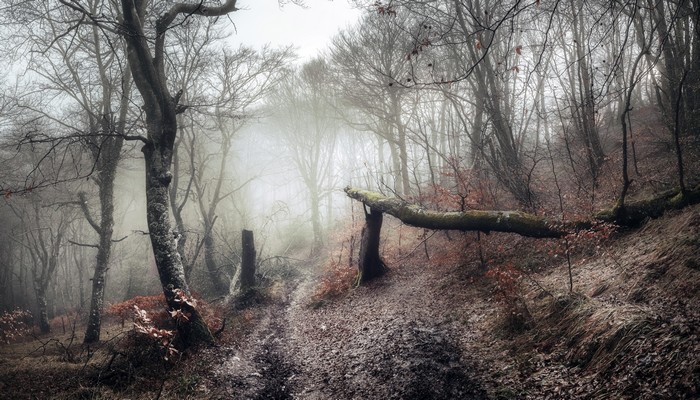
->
0 205 698 399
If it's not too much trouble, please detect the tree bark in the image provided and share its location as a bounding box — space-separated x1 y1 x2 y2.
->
117 0 242 347
345 185 700 239
82 174 115 343
240 229 256 291
35 287 50 334
358 207 386 283
310 189 323 254
83 93 127 343
204 230 229 295
143 143 213 346
113 0 238 346
169 130 194 280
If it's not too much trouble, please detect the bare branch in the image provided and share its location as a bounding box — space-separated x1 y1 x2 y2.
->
77 192 101 234
68 240 99 249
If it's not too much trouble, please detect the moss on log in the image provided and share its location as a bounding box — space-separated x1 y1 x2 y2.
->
344 187 571 238
596 184 700 226
344 184 700 238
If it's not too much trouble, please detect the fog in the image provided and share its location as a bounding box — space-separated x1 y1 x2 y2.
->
0 1 697 346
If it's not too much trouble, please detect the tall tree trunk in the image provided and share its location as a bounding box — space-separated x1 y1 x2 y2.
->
388 140 404 195
35 288 51 334
143 143 213 346
390 91 411 196
117 0 235 347
571 0 604 180
73 248 86 310
397 125 411 196
83 58 131 343
170 131 193 280
203 229 228 295
310 188 323 254
83 174 115 343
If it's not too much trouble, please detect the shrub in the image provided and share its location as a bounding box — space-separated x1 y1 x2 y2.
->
0 309 33 343
106 294 167 327
128 289 201 361
486 263 533 334
132 305 179 361
312 259 358 303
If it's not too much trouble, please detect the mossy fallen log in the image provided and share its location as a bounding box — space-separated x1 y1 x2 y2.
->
595 184 700 226
345 184 700 239
345 187 573 238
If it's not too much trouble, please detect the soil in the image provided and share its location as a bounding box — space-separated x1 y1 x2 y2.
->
203 265 488 399
196 205 699 399
1 205 698 399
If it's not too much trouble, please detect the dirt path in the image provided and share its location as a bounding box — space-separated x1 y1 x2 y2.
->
207 264 488 399
208 279 301 399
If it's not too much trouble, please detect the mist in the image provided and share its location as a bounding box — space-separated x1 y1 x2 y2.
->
0 3 698 397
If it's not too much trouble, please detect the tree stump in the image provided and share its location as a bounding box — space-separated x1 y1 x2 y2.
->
358 207 387 283
240 229 256 291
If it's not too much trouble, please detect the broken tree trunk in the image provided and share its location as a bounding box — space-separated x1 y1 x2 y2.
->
345 184 700 238
345 188 573 238
240 229 256 292
344 185 700 284
358 206 387 283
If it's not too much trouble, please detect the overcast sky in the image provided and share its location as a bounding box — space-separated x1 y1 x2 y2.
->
228 0 363 61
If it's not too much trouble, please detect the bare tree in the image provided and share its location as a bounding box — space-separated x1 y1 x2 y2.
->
55 0 245 345
2 0 137 343
190 45 291 295
268 58 340 253
331 12 416 196
7 190 75 333
167 17 224 283
117 0 246 345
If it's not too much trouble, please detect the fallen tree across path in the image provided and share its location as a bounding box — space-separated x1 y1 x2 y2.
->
345 185 700 283
346 188 574 239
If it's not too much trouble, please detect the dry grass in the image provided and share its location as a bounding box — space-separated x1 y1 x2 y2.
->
499 204 700 398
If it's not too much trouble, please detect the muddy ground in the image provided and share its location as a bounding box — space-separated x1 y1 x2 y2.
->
1 206 698 399
197 206 700 400
203 265 489 400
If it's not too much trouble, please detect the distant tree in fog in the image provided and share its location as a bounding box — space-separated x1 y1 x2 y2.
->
268 58 340 253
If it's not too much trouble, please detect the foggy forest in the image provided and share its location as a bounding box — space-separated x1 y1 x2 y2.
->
0 0 698 399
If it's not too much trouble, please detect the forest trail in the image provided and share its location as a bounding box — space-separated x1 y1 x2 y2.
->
206 263 488 399
197 206 700 400
0 207 697 399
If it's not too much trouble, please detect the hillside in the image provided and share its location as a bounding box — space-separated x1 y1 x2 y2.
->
183 203 700 399
0 204 698 399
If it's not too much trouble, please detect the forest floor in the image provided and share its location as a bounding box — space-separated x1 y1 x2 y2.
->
0 204 698 399
196 203 700 399
202 259 488 400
